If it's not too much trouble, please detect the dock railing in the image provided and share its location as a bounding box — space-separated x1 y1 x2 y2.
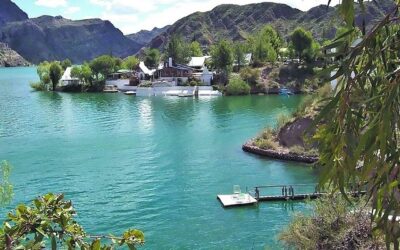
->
252 184 323 201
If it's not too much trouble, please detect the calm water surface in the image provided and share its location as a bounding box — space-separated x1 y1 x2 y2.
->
0 67 317 249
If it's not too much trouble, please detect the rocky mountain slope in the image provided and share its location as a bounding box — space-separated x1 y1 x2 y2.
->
0 15 142 64
126 26 170 48
0 42 29 67
149 0 394 49
0 0 141 64
0 0 28 25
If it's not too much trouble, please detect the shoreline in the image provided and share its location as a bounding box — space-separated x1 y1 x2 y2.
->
242 140 319 164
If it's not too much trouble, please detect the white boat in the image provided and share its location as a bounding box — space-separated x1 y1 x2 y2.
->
124 91 136 95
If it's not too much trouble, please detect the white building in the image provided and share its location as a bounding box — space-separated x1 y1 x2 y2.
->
60 67 79 86
187 56 213 86
137 61 156 80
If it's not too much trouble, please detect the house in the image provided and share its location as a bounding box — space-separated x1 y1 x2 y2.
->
188 56 210 70
60 67 79 86
187 56 213 86
136 61 156 80
157 58 193 86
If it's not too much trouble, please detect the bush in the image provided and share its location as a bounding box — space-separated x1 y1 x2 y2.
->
294 95 314 117
260 128 275 140
30 82 47 91
276 113 291 132
280 195 385 250
240 67 260 85
289 145 319 157
255 138 279 150
225 77 250 95
138 81 152 88
317 84 332 99
268 81 280 89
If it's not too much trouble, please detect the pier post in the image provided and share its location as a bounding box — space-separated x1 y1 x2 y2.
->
255 187 259 200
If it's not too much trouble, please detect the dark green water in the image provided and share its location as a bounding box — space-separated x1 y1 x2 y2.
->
0 67 317 249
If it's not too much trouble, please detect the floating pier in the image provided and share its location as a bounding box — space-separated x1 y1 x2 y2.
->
217 194 258 207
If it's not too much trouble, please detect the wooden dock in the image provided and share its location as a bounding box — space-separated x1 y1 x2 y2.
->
217 184 366 208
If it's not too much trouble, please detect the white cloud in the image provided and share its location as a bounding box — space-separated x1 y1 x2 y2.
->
89 0 341 34
65 6 81 15
35 0 67 8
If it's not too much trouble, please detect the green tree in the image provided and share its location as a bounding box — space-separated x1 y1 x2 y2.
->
122 56 139 70
60 59 72 70
233 42 246 71
0 193 144 249
144 48 161 68
81 63 93 86
190 41 203 57
249 25 280 65
0 161 13 206
37 61 51 86
315 0 400 247
253 37 276 65
49 62 63 91
210 40 233 84
89 55 116 81
258 25 282 53
166 35 189 64
290 27 314 60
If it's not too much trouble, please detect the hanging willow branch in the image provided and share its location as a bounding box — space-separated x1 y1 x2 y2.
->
318 0 400 248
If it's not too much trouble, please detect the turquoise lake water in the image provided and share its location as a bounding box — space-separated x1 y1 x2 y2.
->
0 67 317 249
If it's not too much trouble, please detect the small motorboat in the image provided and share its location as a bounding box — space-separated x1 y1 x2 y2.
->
124 91 136 95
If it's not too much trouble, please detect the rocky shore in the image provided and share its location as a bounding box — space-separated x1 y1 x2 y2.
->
242 141 318 164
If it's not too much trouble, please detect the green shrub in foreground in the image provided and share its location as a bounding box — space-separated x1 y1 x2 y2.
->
225 77 250 95
280 195 385 249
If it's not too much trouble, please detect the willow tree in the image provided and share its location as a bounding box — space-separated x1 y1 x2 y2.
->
317 0 400 248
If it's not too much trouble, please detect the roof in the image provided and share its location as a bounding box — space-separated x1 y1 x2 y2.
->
138 61 155 76
61 67 78 81
188 56 210 67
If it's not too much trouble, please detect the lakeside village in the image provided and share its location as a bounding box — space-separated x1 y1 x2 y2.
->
31 26 332 98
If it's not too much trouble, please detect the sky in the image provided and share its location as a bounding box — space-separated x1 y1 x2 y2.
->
13 0 340 35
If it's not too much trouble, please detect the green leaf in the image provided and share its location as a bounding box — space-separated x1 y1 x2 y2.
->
36 227 47 238
91 239 101 250
52 235 57 250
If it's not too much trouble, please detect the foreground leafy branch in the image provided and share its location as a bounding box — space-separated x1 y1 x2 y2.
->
0 193 144 249
0 161 13 206
317 0 400 247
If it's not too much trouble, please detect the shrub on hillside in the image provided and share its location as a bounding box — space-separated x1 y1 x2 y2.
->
268 81 280 89
239 67 260 85
225 77 250 95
